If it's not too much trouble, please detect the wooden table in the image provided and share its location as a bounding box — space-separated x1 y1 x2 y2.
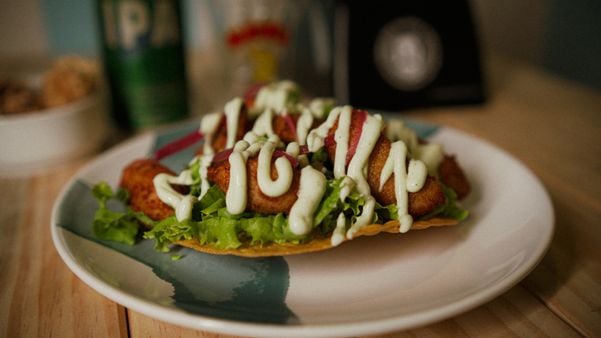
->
1 57 600 337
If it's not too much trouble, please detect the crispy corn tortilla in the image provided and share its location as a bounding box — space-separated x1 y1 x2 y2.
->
174 217 458 257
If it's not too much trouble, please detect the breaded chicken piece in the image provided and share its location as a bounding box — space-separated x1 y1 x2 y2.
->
324 111 446 216
366 135 446 217
120 159 183 223
272 114 298 143
438 155 470 199
207 156 300 214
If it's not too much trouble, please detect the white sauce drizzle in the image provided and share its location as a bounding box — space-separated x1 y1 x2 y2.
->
251 108 275 137
257 141 294 197
379 141 428 232
226 150 247 215
224 97 243 149
198 154 214 199
308 98 335 119
339 176 355 202
386 119 443 174
253 80 298 116
286 142 300 157
200 112 222 155
306 105 347 152
288 166 327 235
415 143 444 175
407 159 427 193
346 114 382 195
296 108 314 145
333 106 352 178
153 170 194 221
331 213 347 246
392 142 412 232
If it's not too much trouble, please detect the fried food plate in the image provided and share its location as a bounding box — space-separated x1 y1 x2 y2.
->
51 118 554 337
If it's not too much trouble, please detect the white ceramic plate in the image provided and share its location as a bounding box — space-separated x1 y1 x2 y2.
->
51 119 553 337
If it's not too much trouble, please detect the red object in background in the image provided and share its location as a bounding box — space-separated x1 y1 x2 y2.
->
226 22 289 48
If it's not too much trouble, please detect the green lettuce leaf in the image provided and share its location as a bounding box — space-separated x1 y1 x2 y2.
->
91 182 154 245
313 178 367 234
143 216 196 252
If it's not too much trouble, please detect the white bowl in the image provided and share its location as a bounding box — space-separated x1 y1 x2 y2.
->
0 92 109 176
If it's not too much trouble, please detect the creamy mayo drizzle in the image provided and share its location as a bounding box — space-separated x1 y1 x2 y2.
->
391 141 413 232
386 119 443 174
286 142 300 157
406 160 427 192
333 106 352 178
257 141 294 197
153 170 194 221
415 143 444 175
251 108 276 137
379 141 428 232
224 98 243 149
346 114 382 196
339 115 383 239
288 166 327 235
296 108 314 145
331 213 347 246
253 81 298 116
306 105 348 152
226 150 247 215
200 112 222 155
198 154 214 199
308 98 335 119
379 152 427 193
339 176 355 202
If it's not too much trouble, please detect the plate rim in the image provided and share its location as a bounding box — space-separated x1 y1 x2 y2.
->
50 121 555 337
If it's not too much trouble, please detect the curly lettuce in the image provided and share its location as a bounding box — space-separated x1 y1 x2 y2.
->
91 182 155 245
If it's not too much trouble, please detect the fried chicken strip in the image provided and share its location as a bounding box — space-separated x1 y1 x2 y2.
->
366 135 446 217
272 114 298 143
207 156 300 214
323 110 447 217
120 159 186 223
438 155 470 199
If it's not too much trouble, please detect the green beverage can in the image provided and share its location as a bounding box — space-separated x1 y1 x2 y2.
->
98 0 189 129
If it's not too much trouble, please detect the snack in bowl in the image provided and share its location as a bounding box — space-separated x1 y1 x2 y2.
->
1 56 99 115
92 81 469 257
0 56 107 174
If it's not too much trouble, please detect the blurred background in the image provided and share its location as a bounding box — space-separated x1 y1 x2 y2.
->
0 0 599 129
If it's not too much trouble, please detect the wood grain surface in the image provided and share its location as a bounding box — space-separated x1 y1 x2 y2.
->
1 57 599 337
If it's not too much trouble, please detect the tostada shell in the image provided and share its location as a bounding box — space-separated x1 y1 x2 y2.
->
175 217 458 257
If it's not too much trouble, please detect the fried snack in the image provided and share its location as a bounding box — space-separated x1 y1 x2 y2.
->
120 159 185 223
0 80 39 115
207 155 300 214
39 56 98 108
366 135 446 216
1 56 98 115
272 114 298 143
106 81 471 257
439 155 470 199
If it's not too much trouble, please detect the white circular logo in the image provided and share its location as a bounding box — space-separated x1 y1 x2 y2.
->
374 17 442 91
